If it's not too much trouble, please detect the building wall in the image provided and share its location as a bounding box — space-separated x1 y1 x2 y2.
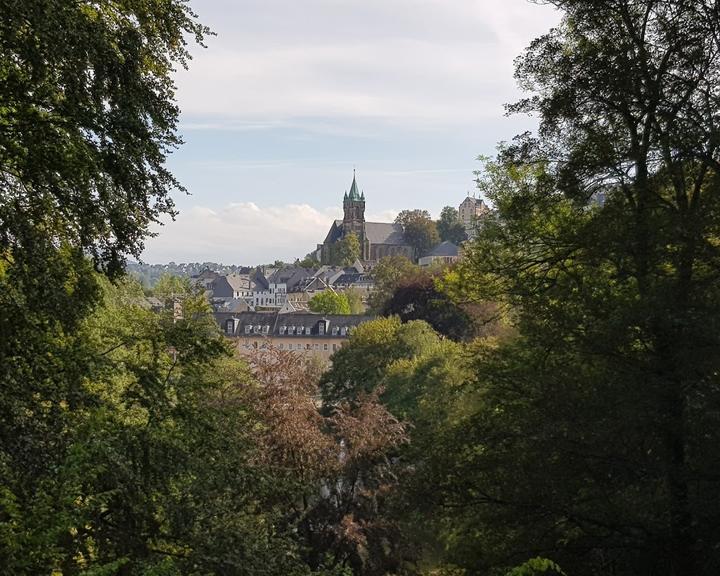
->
369 243 413 261
233 335 345 362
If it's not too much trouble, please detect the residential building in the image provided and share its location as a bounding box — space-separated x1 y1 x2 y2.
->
419 240 461 267
458 195 490 239
217 310 373 362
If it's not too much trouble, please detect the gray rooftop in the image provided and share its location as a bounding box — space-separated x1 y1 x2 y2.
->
364 222 407 245
426 240 460 257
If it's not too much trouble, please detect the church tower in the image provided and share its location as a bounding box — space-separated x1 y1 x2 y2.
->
343 170 365 233
342 170 367 258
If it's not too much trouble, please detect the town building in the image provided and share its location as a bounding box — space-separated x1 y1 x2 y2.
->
319 172 413 263
217 310 373 362
458 195 490 239
419 240 461 267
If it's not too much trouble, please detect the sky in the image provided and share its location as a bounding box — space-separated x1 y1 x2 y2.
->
141 0 561 265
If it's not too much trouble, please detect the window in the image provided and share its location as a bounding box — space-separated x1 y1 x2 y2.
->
314 344 319 350
333 344 338 351
332 326 339 335
279 326 287 335
225 319 234 335
306 344 311 350
262 325 270 334
244 325 251 334
340 327 347 336
324 344 328 351
318 323 325 335
278 343 284 349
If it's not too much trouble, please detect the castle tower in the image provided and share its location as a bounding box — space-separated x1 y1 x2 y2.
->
342 170 367 258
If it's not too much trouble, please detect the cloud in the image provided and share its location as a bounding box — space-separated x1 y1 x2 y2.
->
141 202 397 264
176 0 561 128
140 202 407 265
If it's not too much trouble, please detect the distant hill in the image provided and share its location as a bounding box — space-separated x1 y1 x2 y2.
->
126 261 248 288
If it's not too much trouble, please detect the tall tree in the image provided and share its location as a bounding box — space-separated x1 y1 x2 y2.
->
0 2 213 572
436 206 467 244
395 210 440 261
439 2 720 575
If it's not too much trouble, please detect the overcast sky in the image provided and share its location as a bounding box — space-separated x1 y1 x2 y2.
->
141 0 561 265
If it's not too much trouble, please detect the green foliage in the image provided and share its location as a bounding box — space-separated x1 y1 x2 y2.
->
344 287 366 314
436 207 467 244
367 255 420 313
0 0 210 276
151 273 192 300
505 558 565 576
338 232 361 265
308 290 351 315
380 271 474 341
297 252 320 269
325 232 361 266
395 210 440 261
321 317 441 406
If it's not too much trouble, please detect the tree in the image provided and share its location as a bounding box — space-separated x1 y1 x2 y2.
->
297 251 320 269
345 287 366 315
338 232 362 265
321 317 441 406
436 206 467 244
323 232 361 266
0 2 219 572
0 0 210 277
367 255 420 313
249 348 408 576
152 272 192 300
395 210 440 261
308 290 351 315
432 2 720 574
380 273 473 341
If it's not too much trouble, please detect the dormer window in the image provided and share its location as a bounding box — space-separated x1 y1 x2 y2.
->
226 319 234 335
244 325 251 334
340 327 347 336
262 325 270 334
279 326 287 335
318 323 325 335
332 326 339 335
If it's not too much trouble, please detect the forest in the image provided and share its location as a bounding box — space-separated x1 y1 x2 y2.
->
2 1 720 575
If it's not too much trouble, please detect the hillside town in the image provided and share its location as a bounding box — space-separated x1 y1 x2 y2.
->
140 174 492 362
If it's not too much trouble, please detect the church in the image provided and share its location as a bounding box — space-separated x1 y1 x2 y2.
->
318 173 413 263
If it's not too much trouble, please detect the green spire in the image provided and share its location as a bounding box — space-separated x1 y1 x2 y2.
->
348 169 362 201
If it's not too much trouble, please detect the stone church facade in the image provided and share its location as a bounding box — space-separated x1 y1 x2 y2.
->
319 173 413 263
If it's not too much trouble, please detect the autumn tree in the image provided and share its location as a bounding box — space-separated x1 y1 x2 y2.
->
248 348 408 575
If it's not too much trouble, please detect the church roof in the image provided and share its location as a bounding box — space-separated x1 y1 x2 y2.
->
348 171 362 201
364 222 407 245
